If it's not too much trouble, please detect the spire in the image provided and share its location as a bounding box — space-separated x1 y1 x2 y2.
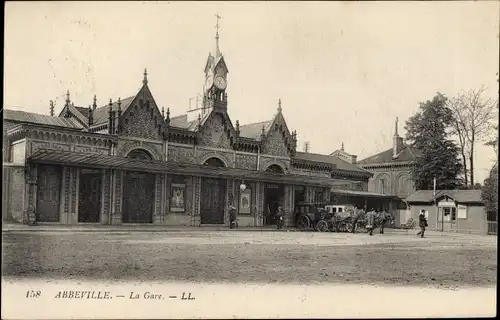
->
165 107 170 125
394 117 399 137
49 100 54 116
143 68 148 86
64 90 71 118
88 105 93 127
92 94 97 110
341 142 344 151
214 13 222 57
65 90 70 106
277 98 282 113
161 106 165 118
108 98 113 134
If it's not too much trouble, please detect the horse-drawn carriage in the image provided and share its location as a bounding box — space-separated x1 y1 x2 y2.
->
295 203 360 232
294 202 332 231
294 203 395 234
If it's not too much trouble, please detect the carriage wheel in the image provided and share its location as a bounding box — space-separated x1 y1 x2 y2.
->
328 222 338 232
346 222 354 233
296 215 310 230
316 220 329 232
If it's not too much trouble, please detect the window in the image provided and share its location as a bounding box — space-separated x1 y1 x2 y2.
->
443 207 457 221
338 207 343 213
457 205 467 219
314 189 324 203
380 179 386 194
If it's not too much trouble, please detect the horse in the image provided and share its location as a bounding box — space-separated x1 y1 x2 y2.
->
353 209 394 234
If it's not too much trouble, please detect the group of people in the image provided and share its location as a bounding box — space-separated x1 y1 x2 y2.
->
364 208 393 236
229 203 428 237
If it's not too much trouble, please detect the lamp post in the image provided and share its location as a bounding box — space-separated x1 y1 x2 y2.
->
240 181 246 192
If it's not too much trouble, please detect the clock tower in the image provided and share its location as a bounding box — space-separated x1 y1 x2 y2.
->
202 14 229 117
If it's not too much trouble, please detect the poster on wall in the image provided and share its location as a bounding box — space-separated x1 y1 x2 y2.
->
239 189 251 214
170 184 185 213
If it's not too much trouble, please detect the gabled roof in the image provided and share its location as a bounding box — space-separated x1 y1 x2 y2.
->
4 109 84 129
74 106 90 119
294 151 369 173
238 120 273 140
92 96 136 125
169 114 189 128
405 189 484 204
359 145 418 165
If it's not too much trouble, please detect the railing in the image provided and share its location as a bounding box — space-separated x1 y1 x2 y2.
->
487 221 497 235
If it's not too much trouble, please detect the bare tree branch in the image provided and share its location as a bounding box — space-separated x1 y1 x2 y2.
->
449 86 498 187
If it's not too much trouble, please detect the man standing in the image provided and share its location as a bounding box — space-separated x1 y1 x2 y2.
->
366 208 376 236
417 209 428 238
229 204 237 229
276 205 284 230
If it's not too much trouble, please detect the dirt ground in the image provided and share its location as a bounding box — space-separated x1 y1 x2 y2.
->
2 229 497 288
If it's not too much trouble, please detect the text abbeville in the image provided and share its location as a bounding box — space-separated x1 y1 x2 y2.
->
54 291 112 299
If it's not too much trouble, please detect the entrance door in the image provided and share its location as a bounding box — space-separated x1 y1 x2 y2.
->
122 172 155 223
78 170 102 223
264 184 284 225
200 178 226 224
36 165 62 222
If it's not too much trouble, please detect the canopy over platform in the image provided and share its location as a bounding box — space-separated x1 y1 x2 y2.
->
330 188 397 199
28 149 339 187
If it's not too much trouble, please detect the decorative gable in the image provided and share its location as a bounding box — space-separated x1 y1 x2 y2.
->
120 86 165 141
262 113 293 157
198 110 235 149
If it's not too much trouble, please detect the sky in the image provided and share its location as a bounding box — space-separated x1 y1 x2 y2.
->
4 1 499 183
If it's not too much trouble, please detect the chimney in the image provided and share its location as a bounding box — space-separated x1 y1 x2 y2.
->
393 117 404 158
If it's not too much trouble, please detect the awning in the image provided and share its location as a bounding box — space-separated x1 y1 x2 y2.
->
27 149 336 187
331 188 397 199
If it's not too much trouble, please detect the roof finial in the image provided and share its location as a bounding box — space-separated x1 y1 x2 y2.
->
166 107 170 125
143 68 148 85
49 100 55 116
93 94 97 110
65 90 70 106
215 13 222 57
278 98 282 112
394 117 399 137
162 106 165 118
341 142 344 151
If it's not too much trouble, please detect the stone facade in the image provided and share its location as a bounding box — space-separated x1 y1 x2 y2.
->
3 33 374 227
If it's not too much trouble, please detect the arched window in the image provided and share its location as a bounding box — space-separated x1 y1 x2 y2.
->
127 149 153 161
204 157 225 167
266 164 285 174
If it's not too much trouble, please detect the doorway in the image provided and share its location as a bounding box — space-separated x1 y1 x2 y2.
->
122 171 155 223
78 169 102 223
264 183 284 225
36 165 62 222
200 178 226 224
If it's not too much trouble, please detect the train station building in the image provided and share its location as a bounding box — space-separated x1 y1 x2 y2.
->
3 31 379 227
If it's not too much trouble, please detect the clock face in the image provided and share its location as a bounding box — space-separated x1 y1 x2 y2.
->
214 75 227 90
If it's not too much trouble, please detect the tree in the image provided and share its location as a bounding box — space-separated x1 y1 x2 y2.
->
448 86 498 187
482 163 498 222
405 93 464 190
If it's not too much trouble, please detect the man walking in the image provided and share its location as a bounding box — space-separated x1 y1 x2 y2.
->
417 209 428 238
